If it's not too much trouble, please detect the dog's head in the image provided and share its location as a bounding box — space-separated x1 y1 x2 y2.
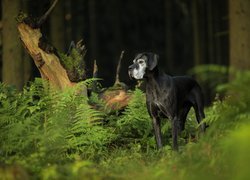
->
128 52 159 80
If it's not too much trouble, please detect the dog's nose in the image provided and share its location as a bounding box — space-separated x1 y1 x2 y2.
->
128 65 133 70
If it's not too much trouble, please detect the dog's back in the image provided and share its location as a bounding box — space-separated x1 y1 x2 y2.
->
173 76 203 102
173 76 205 130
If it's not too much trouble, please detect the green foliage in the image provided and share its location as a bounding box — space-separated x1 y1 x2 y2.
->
59 48 86 81
59 49 83 72
1 68 250 179
0 78 115 175
189 64 228 89
116 89 153 147
16 12 28 23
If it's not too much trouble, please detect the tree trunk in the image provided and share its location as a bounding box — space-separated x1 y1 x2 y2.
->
2 0 24 90
192 0 207 66
165 0 174 73
18 22 73 90
72 0 85 41
192 0 201 66
206 0 215 64
229 0 250 70
50 0 65 52
64 0 73 48
88 0 98 60
21 0 32 82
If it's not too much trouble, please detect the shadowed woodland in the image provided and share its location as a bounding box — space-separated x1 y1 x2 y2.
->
0 0 250 179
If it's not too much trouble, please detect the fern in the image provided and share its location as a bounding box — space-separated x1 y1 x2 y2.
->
0 79 48 156
116 89 152 147
0 78 115 165
1 68 250 180
67 101 115 158
189 64 228 88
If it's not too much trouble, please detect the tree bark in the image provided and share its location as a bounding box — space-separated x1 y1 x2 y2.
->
2 0 24 90
165 0 174 73
21 0 32 82
16 0 87 91
72 0 85 41
88 0 98 60
50 0 65 52
229 0 250 70
206 0 215 64
17 22 73 90
192 0 201 66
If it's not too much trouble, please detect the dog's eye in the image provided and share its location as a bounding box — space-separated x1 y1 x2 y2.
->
138 60 144 64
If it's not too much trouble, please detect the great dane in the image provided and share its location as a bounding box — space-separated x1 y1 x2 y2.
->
128 52 206 151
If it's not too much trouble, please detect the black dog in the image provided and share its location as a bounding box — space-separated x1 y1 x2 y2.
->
128 52 206 150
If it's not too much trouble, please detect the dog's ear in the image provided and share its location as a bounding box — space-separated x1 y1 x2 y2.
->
147 53 159 71
134 53 143 59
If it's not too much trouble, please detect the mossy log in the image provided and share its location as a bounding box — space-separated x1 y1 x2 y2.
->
101 88 131 110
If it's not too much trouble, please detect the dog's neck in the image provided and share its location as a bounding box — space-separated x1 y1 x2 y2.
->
144 67 172 87
145 67 160 80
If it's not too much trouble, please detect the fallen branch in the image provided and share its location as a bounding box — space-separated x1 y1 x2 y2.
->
100 51 131 111
114 50 124 85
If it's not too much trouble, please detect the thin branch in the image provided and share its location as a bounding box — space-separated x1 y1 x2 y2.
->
66 41 76 55
92 59 98 78
37 0 59 27
91 59 99 92
114 50 125 85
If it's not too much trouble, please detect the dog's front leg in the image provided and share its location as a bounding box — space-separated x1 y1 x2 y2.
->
152 116 163 149
172 116 179 151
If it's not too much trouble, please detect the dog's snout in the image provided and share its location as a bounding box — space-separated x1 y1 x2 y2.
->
129 63 138 71
128 64 135 79
128 65 133 70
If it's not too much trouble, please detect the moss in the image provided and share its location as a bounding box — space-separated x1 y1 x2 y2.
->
16 12 38 29
59 48 86 82
16 12 28 23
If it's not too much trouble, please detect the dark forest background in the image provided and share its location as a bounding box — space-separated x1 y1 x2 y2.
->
0 0 249 103
1 1 250 179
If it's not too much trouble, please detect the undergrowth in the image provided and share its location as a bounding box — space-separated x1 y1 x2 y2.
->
0 67 250 180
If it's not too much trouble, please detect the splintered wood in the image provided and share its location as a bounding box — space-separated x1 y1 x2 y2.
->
18 23 73 90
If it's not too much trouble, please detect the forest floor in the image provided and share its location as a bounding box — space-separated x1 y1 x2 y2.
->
0 68 250 180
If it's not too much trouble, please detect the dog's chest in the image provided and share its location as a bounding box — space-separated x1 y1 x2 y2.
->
147 87 173 107
146 75 176 113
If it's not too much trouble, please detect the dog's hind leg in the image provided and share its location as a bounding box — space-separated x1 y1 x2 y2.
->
179 105 191 131
188 87 206 132
192 90 206 132
193 104 206 132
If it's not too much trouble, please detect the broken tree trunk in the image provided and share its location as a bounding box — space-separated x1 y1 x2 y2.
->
18 23 73 90
16 0 87 95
